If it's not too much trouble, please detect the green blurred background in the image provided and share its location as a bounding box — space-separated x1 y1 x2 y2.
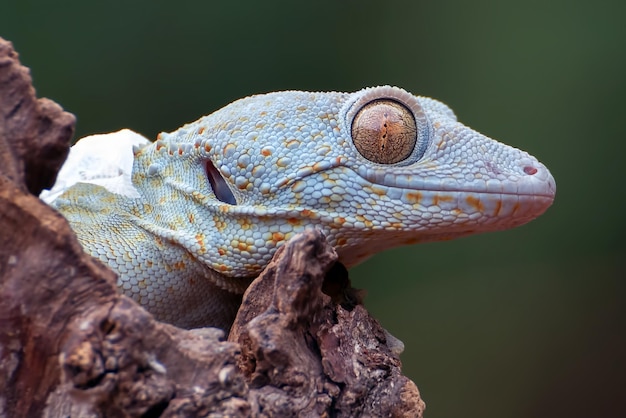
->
2 1 624 416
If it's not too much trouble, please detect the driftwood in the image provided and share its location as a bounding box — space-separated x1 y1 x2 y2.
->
0 37 424 417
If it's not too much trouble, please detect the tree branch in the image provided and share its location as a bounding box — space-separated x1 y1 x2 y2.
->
0 37 424 418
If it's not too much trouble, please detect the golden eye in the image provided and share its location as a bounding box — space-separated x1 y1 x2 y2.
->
351 100 417 164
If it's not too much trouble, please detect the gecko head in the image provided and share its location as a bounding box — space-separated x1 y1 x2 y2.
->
138 86 555 274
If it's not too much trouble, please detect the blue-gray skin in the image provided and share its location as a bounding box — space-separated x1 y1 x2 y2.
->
49 86 556 328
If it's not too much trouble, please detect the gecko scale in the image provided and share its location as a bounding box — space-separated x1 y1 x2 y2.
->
42 86 556 329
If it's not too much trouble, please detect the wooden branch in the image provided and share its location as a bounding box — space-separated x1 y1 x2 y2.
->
0 37 424 417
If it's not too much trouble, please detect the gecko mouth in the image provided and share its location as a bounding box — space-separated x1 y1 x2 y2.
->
353 161 557 199
272 157 556 202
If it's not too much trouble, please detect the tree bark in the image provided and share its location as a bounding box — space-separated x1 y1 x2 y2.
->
0 37 424 417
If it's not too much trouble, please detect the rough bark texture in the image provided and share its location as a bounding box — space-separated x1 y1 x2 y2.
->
0 37 424 418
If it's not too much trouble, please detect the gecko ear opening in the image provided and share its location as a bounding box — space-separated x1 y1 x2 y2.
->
205 160 237 205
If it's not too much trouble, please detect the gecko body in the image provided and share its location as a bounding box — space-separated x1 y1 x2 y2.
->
44 86 556 329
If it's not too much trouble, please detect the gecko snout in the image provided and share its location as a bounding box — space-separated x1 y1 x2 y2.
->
519 158 556 200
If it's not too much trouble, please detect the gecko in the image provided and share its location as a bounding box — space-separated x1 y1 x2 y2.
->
41 86 556 329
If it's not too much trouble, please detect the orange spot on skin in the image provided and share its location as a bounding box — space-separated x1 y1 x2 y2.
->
405 192 422 204
195 234 206 253
191 191 205 202
219 265 228 272
204 143 212 152
188 213 195 223
288 218 301 226
466 196 485 212
197 126 205 134
156 142 165 151
237 218 252 230
252 166 265 177
214 217 227 232
337 237 347 246
172 261 185 270
262 148 272 157
218 248 226 256
301 209 313 218
238 242 247 251
493 200 502 217
512 202 520 215
335 217 346 225
355 215 373 227
272 232 285 242
433 194 453 206
224 143 236 155
371 187 386 197
312 161 329 172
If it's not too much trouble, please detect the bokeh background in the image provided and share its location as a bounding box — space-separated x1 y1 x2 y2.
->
2 1 624 416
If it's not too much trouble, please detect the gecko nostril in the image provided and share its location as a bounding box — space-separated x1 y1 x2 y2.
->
523 166 538 175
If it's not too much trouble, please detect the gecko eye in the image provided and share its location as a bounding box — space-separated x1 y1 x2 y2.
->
205 160 237 205
351 99 417 164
